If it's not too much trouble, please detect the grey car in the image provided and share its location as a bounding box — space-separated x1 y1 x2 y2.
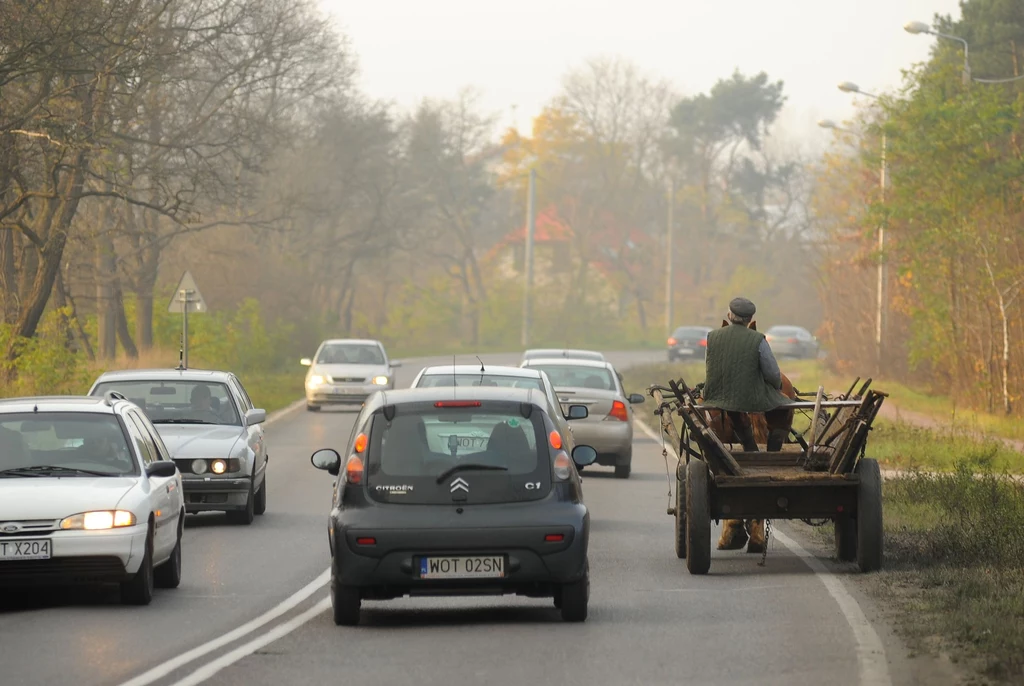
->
310 386 598 625
302 338 401 411
765 325 820 360
520 358 644 479
88 369 268 525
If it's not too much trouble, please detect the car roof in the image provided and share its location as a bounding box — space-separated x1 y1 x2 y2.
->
522 357 612 370
522 348 604 360
767 325 808 332
0 395 124 415
371 385 547 409
673 325 712 332
419 365 542 378
91 368 234 382
318 338 383 346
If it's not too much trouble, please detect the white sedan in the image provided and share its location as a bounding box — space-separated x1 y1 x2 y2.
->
0 393 184 605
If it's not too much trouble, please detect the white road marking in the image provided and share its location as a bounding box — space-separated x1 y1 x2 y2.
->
634 416 893 686
771 530 892 686
265 399 305 425
117 569 330 686
169 597 332 686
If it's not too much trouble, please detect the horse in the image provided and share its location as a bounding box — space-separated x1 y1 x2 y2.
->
697 318 798 554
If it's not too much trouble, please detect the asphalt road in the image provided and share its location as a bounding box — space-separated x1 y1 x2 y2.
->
0 352 950 686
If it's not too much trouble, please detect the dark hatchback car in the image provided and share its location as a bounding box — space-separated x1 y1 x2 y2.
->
667 326 712 361
310 386 598 625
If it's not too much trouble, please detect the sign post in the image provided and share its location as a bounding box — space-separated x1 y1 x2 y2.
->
167 270 207 370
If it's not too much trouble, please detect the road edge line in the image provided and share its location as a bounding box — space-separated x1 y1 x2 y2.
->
771 530 893 686
169 597 332 686
117 568 330 686
265 398 305 426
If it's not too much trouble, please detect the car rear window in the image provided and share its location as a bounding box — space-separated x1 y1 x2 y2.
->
365 400 554 505
416 374 543 391
526 364 615 391
0 413 138 477
673 327 709 338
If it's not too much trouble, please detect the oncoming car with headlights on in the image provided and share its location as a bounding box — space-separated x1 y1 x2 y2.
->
0 394 184 605
309 386 598 625
301 338 401 411
88 369 268 525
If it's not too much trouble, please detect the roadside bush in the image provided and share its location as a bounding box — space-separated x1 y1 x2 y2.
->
0 309 91 398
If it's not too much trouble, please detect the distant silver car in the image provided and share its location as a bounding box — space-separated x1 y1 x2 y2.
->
88 369 268 525
520 358 644 479
765 326 820 360
301 339 402 411
410 364 577 449
520 348 605 364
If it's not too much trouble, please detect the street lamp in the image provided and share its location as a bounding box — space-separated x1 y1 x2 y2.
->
904 20 971 85
820 86 889 376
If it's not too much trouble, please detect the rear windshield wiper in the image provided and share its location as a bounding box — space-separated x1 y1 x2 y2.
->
435 464 509 483
151 419 216 425
0 465 121 477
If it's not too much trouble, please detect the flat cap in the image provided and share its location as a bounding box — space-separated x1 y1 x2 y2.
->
729 297 756 319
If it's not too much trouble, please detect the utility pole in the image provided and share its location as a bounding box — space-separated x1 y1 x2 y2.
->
521 167 536 348
876 133 887 377
665 178 675 334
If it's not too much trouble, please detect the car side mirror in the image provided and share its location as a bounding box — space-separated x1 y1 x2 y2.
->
146 461 178 478
245 408 267 426
300 358 312 367
390 360 402 368
571 445 598 467
567 404 588 420
628 393 645 405
311 448 341 475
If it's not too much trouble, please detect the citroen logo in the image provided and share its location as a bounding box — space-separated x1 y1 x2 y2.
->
1 524 20 534
449 477 469 493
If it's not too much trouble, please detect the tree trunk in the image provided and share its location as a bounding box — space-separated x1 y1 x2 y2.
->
114 283 139 359
96 223 117 360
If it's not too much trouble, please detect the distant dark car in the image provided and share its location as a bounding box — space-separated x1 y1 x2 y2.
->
310 386 599 625
667 326 712 362
765 326 820 360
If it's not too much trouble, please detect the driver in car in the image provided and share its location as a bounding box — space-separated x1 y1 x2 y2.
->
189 385 222 423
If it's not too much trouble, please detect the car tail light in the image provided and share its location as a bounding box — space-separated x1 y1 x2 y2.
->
544 534 564 542
356 537 376 546
553 451 572 480
699 339 707 347
345 455 364 484
787 337 797 343
434 400 481 408
667 337 677 346
606 400 629 422
354 433 368 453
549 430 563 450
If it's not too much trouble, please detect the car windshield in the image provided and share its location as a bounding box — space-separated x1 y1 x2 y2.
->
90 380 240 426
527 364 615 391
316 343 385 365
0 413 138 477
365 400 552 505
416 373 543 391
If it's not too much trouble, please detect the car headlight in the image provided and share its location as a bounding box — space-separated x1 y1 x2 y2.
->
211 459 227 475
372 375 389 386
60 510 136 530
309 374 326 386
192 458 209 475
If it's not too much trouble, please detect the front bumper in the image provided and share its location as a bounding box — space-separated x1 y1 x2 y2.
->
0 525 147 587
306 383 388 405
333 523 588 598
182 475 251 513
569 420 633 464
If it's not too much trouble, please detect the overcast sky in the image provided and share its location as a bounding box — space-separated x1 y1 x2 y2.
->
317 0 965 152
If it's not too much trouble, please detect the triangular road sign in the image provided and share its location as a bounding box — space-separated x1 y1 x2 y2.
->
167 270 208 313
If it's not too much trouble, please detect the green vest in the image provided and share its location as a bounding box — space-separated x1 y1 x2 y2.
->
702 324 791 413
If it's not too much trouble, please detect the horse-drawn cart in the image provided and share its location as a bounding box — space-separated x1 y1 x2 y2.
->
648 377 887 574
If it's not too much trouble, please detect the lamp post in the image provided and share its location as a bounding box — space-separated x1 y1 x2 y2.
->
665 177 675 335
819 106 888 376
904 20 971 86
521 166 536 348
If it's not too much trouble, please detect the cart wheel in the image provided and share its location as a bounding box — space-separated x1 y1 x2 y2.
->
855 458 883 572
685 459 711 574
833 514 857 562
674 472 687 559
